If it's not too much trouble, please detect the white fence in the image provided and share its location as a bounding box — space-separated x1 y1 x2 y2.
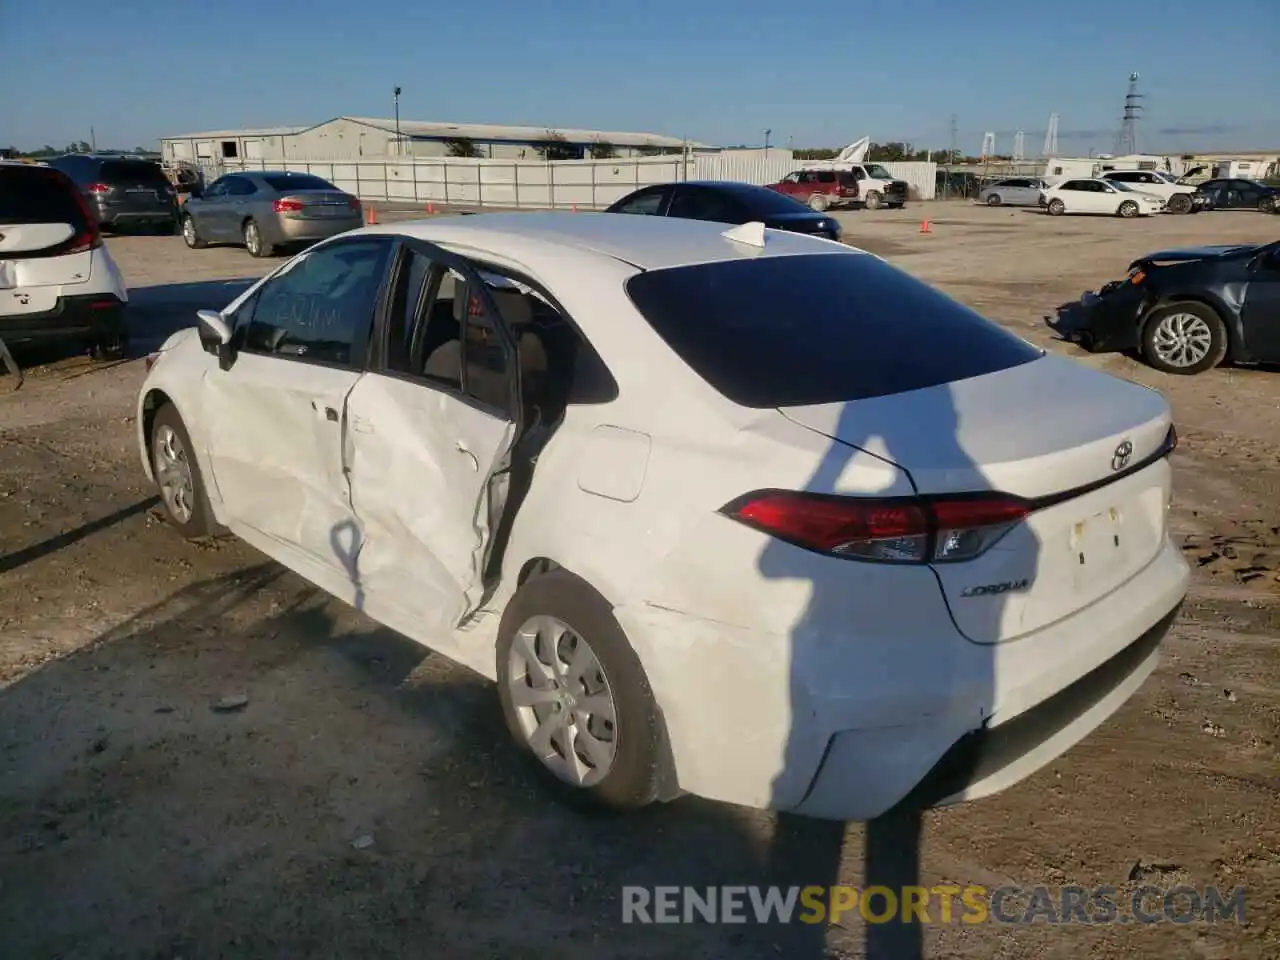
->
200 153 938 208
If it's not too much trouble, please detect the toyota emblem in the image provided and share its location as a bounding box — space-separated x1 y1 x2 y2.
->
1111 440 1134 472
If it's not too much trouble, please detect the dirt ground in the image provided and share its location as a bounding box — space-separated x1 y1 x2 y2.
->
1 202 1277 959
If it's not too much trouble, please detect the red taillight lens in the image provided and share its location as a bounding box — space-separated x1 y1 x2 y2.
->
723 490 1030 564
273 198 304 213
86 182 110 194
66 177 103 253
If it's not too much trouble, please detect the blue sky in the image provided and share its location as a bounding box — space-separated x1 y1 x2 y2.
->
2 0 1276 154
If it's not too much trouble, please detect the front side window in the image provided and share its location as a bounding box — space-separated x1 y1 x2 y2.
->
241 239 392 367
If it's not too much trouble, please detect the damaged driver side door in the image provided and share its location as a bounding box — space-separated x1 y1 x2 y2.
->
341 238 521 642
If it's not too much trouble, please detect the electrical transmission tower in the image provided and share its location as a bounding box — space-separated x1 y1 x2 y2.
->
1042 114 1059 157
980 131 996 159
1013 131 1026 161
1115 72 1142 155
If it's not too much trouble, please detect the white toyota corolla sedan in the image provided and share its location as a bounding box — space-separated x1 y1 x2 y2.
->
137 212 1189 820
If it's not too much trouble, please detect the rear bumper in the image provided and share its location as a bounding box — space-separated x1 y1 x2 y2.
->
0 293 127 342
266 214 364 245
619 532 1188 822
93 202 178 226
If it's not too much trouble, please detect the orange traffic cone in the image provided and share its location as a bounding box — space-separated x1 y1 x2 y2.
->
571 203 577 213
367 207 378 225
919 218 931 234
426 201 435 214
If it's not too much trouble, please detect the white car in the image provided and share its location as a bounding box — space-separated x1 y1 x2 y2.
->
136 213 1189 820
0 160 129 357
1041 178 1166 218
1099 170 1208 215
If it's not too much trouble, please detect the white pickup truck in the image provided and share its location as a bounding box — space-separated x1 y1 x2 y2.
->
1098 169 1208 214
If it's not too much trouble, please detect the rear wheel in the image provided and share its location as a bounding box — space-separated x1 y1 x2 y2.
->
243 219 273 258
1260 196 1277 214
496 570 665 813
986 193 1002 206
1142 303 1228 375
1047 198 1066 216
1118 200 1139 218
808 193 829 212
1167 193 1193 214
863 190 883 210
150 403 218 538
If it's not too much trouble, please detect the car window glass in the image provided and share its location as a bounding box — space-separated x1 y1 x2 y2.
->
226 177 257 196
261 173 336 192
614 190 664 215
204 179 227 198
384 249 437 372
817 171 834 183
99 160 169 184
668 187 741 223
243 239 391 366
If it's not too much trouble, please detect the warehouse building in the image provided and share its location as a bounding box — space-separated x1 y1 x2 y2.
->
161 116 714 164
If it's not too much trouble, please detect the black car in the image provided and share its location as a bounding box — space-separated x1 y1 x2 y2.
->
604 181 842 242
1055 241 1280 375
1193 178 1280 213
45 154 178 232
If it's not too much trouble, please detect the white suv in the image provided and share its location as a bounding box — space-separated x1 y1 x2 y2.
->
1099 170 1208 215
0 161 129 358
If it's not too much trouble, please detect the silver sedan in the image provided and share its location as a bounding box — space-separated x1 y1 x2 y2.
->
977 177 1048 207
180 171 364 257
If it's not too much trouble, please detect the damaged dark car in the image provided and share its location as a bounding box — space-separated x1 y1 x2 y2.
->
1053 240 1280 375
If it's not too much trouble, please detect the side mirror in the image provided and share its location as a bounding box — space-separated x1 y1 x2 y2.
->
196 309 235 369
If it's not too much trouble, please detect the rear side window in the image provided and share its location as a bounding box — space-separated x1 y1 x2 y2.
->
0 167 89 227
624 253 1041 408
99 160 169 184
262 173 336 192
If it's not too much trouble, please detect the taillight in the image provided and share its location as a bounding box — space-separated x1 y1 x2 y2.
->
721 490 1030 564
347 195 361 210
273 198 304 213
86 182 110 194
66 178 102 253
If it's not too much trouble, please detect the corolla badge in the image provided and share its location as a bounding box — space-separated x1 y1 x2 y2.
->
960 578 1031 598
1111 440 1134 472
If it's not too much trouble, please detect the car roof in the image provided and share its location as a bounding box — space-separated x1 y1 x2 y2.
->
368 211 862 272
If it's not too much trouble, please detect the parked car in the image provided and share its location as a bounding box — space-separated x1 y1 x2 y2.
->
766 169 860 211
181 171 363 258
1040 178 1165 217
1059 240 1280 375
0 160 129 357
1098 170 1208 214
137 211 1187 820
605 181 841 241
1193 178 1280 213
978 177 1048 207
45 153 178 233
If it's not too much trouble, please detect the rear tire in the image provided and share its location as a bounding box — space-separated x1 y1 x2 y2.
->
863 190 883 210
808 194 829 212
1260 196 1277 214
1047 198 1065 216
1141 303 1228 375
150 403 218 539
496 569 665 814
243 219 273 258
986 193 1002 206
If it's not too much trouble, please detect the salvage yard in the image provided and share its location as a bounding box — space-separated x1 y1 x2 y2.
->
1 202 1277 959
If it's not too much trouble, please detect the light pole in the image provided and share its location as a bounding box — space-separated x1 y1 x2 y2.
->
393 86 402 154
764 128 772 153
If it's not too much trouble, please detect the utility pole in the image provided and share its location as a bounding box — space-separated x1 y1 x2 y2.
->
90 127 96 152
946 114 957 199
393 86 402 155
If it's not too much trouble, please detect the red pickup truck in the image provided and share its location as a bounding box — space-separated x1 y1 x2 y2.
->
767 169 860 211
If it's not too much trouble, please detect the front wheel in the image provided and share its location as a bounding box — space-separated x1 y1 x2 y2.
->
1047 198 1066 216
863 190 882 210
1118 200 1140 218
1141 303 1228 375
182 215 206 249
1167 193 1193 215
243 219 273 258
1260 196 1277 214
150 403 218 538
496 570 665 813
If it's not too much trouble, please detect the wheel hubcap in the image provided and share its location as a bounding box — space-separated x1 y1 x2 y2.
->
1152 313 1212 368
154 425 194 523
507 615 618 787
246 224 258 253
183 219 195 244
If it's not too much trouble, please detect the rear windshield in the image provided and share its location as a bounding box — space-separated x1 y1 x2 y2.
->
99 160 169 184
715 183 812 215
0 167 88 227
263 173 336 192
625 253 1042 407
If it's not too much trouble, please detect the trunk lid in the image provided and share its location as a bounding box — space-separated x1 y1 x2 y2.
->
281 190 358 218
778 353 1173 644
